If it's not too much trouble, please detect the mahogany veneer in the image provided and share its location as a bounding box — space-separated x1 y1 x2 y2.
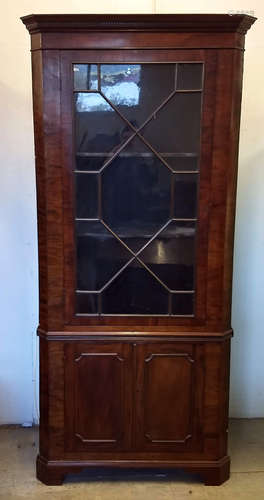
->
21 13 256 485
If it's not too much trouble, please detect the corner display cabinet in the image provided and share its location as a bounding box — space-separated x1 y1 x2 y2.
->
22 13 256 485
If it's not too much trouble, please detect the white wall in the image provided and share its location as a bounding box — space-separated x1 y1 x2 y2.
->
0 1 263 424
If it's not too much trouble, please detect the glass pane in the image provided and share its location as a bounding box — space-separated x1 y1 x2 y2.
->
73 64 98 90
76 155 110 172
174 174 198 218
102 261 168 314
139 221 196 290
76 221 132 290
75 93 133 154
76 293 98 314
101 64 175 127
177 63 203 90
161 155 198 172
141 93 202 155
171 293 194 315
101 136 171 252
75 173 98 218
73 63 202 316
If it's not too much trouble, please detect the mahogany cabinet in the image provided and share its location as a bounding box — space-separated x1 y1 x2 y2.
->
21 13 255 485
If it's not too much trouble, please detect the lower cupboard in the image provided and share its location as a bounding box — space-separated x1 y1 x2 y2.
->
38 336 230 485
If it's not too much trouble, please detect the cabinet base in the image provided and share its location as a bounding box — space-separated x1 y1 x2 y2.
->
36 454 230 486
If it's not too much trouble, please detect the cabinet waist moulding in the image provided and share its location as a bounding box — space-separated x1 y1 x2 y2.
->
21 13 256 486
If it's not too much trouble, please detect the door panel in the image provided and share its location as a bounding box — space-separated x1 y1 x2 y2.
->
144 352 194 443
64 342 132 451
73 62 201 317
61 49 215 328
135 343 204 451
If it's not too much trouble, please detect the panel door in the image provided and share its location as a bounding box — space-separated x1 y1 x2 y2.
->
135 342 204 452
64 342 133 451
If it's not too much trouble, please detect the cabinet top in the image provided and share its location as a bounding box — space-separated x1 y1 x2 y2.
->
21 13 256 35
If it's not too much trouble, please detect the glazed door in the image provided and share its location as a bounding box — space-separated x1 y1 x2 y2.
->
135 342 204 452
64 342 133 451
61 49 215 329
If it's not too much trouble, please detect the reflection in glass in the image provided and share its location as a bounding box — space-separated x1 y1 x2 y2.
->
75 173 98 218
101 64 141 106
174 174 198 218
75 93 133 155
177 63 203 90
102 260 168 314
76 92 113 112
139 221 195 290
76 221 132 290
76 293 98 314
141 93 202 154
101 64 175 126
102 137 171 252
171 293 194 315
73 64 98 90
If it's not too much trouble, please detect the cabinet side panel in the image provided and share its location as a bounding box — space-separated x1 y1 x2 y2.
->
207 49 244 329
39 337 48 457
223 49 244 325
203 340 230 458
48 341 65 457
220 338 231 457
39 339 65 460
31 51 47 329
32 50 64 330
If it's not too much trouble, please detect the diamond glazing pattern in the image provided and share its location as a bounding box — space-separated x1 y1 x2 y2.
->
73 63 203 315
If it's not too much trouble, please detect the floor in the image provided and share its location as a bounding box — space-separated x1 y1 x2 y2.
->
0 419 263 499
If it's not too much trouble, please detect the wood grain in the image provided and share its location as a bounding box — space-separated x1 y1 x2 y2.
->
64 342 133 452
